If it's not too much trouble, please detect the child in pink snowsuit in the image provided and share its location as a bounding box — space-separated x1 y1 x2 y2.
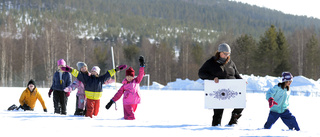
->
106 56 145 120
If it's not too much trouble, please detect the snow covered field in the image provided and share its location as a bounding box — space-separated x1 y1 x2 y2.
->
0 88 319 136
1 75 320 137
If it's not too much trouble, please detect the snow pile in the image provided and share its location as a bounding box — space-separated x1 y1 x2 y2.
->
139 74 320 96
161 78 204 90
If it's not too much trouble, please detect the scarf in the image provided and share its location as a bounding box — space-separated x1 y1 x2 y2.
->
216 57 227 64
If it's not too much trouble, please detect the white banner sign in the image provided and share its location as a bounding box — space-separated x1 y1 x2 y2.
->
204 79 246 109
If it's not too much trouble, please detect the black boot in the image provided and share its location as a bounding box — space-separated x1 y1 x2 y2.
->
212 109 223 126
228 113 242 126
8 104 18 111
212 115 222 126
74 109 84 116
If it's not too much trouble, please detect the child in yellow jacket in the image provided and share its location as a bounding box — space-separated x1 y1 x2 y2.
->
18 80 47 112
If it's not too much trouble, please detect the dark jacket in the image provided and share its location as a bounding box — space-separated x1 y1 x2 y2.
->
50 71 72 91
71 69 116 100
198 56 242 80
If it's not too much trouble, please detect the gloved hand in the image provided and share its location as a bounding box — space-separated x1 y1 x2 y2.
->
115 65 127 72
48 89 53 98
44 109 47 112
105 100 115 109
61 65 73 72
65 92 70 97
139 55 145 67
268 97 278 108
64 87 72 92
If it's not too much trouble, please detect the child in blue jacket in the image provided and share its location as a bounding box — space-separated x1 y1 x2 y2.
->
264 72 300 131
48 59 72 115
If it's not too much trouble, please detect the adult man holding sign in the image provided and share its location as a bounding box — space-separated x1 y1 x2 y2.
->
198 43 245 126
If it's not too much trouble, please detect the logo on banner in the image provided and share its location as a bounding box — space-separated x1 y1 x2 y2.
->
206 88 242 100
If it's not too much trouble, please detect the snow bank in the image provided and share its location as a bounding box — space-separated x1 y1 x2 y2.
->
138 74 320 96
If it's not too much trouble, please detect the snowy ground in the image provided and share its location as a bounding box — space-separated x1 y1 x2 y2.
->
1 86 319 137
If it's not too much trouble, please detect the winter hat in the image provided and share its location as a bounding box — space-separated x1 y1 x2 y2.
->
77 62 87 70
218 43 231 53
91 66 101 75
126 67 135 77
57 59 66 66
27 79 36 87
282 72 293 82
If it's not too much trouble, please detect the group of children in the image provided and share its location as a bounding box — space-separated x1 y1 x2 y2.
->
9 56 146 120
7 54 300 130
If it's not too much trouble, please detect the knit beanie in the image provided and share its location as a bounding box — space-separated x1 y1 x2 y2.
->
282 72 293 82
126 67 135 77
57 59 66 66
77 62 87 70
27 79 36 87
91 66 101 75
218 43 231 53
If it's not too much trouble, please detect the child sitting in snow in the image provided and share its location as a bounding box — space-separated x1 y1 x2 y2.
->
8 79 47 112
105 56 145 120
264 72 300 131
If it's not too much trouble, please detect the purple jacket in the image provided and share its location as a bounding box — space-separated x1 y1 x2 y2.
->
112 67 144 105
69 79 86 96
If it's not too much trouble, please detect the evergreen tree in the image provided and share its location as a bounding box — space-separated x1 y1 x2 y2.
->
304 34 319 80
232 34 256 75
274 29 290 75
254 25 278 76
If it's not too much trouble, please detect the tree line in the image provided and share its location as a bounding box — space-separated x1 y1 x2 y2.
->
1 21 320 87
1 0 320 87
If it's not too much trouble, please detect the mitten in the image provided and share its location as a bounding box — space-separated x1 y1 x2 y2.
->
61 65 73 72
48 89 53 98
268 97 278 108
139 55 145 67
115 65 127 72
64 87 72 92
65 92 70 97
44 109 47 112
105 100 114 109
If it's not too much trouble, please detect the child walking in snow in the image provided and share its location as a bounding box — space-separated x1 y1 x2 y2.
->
63 62 90 116
105 56 145 120
61 63 127 118
264 72 300 131
48 59 72 115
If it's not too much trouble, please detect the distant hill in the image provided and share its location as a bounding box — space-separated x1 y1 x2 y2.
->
1 0 320 41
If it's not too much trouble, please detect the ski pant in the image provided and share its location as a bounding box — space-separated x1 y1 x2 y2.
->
212 108 243 126
53 90 68 115
85 99 100 118
74 95 86 116
264 109 300 131
123 104 138 120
